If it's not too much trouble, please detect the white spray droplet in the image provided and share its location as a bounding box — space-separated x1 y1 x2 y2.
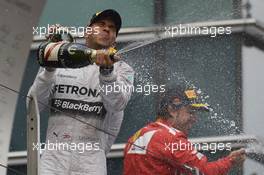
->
230 120 236 127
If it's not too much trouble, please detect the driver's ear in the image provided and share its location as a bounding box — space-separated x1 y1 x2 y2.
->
84 25 93 39
167 105 174 116
84 27 89 39
168 104 180 118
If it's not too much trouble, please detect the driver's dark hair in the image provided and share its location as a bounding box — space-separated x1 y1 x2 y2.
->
157 85 189 119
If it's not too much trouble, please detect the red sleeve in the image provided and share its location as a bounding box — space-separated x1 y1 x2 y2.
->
169 136 232 175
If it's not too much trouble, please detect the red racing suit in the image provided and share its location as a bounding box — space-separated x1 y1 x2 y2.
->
124 119 232 175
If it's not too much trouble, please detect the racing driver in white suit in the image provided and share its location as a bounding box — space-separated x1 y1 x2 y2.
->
28 9 134 175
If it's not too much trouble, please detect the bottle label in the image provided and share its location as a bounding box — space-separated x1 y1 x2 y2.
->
37 42 92 68
44 42 64 61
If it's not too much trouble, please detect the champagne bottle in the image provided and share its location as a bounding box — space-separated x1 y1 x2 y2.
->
37 26 117 68
37 42 117 68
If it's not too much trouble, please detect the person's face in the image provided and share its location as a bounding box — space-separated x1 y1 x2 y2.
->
169 100 198 135
85 18 117 49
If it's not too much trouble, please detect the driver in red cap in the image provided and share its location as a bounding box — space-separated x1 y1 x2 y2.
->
123 86 245 175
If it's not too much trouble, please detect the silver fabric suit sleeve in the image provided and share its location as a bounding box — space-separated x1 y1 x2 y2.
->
99 61 134 112
104 111 124 154
27 68 56 112
99 61 134 154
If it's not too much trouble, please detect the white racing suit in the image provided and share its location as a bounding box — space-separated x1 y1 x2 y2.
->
28 61 134 175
